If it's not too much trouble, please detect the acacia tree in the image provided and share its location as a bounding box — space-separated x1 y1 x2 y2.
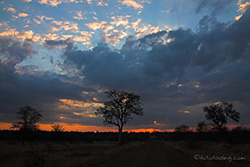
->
12 105 42 131
95 90 143 144
203 102 240 131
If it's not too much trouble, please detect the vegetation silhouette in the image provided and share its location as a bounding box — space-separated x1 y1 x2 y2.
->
196 121 213 132
203 102 240 131
95 90 143 144
2 101 248 145
175 124 190 132
51 124 64 132
11 105 42 143
51 124 65 142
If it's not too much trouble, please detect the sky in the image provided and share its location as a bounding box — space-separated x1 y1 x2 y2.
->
0 0 250 132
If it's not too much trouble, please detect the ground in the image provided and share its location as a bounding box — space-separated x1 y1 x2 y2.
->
0 141 249 167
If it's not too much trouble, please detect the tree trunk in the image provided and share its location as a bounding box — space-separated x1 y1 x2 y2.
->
118 126 123 145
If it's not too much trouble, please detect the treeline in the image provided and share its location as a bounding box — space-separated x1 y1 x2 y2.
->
1 129 250 144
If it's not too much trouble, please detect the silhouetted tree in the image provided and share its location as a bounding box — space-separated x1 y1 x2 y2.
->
196 121 210 132
203 102 240 131
175 124 190 132
12 105 42 131
95 90 143 144
12 105 42 143
51 124 64 132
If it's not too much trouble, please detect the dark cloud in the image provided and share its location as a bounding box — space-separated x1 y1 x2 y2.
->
0 37 95 124
43 38 76 50
194 0 234 15
1 9 250 129
0 38 37 67
61 8 250 127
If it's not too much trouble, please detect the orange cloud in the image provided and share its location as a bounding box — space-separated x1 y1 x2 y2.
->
237 1 250 12
39 0 62 7
153 121 161 126
178 110 190 114
59 99 103 108
85 21 107 30
5 7 16 13
18 13 28 17
0 28 19 37
213 101 221 105
73 111 97 118
121 0 143 10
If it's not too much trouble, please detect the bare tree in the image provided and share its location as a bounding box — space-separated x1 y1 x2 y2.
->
12 105 42 143
175 124 190 132
12 105 42 131
51 124 64 132
95 90 143 144
203 102 240 131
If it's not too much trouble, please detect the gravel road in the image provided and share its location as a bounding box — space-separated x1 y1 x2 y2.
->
94 141 203 167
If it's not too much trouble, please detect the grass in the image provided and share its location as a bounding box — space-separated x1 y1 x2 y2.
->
165 141 250 167
0 141 144 167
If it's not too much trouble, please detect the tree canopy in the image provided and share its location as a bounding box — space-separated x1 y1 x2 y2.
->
203 102 240 130
12 105 42 131
95 90 143 144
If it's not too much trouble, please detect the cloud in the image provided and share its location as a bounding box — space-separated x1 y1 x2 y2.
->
0 28 19 37
86 0 108 6
85 21 107 30
161 8 178 14
5 7 16 13
97 0 108 6
2 6 250 129
121 0 144 10
38 0 80 7
194 0 234 15
59 99 103 108
0 37 96 125
18 13 28 17
50 20 79 34
237 0 250 12
103 29 127 45
43 38 75 50
73 11 86 20
59 8 250 126
111 15 130 27
44 33 59 40
24 0 32 2
39 0 62 6
33 19 41 24
0 29 42 43
0 37 37 67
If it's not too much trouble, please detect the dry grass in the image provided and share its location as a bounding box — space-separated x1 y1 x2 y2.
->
0 141 144 167
165 141 250 167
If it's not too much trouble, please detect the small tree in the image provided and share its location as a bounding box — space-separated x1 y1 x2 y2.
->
12 105 42 131
203 102 240 131
175 124 190 132
95 90 143 144
12 105 42 143
51 124 64 132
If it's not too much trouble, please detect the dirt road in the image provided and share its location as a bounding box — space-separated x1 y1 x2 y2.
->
94 141 203 167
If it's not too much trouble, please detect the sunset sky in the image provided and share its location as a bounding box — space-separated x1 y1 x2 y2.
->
0 0 250 132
